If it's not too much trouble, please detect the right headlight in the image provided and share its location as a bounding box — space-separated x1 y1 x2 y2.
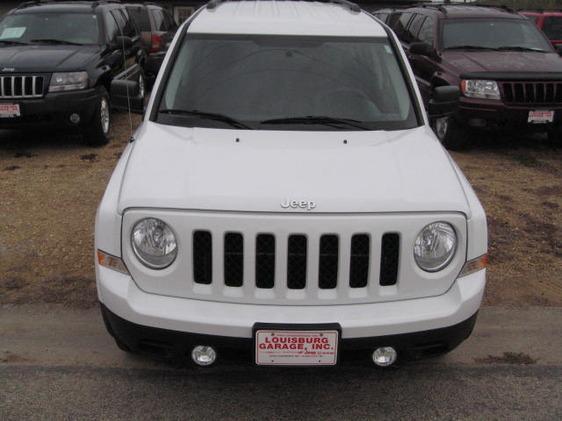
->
131 218 177 269
414 222 457 272
460 79 500 100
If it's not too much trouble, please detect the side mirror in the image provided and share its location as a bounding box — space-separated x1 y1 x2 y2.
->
428 86 460 117
111 79 144 114
113 35 133 49
409 42 435 58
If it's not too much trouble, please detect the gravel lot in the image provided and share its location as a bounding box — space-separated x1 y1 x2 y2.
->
0 114 560 307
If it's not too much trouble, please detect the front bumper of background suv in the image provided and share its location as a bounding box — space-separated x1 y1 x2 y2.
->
97 265 486 364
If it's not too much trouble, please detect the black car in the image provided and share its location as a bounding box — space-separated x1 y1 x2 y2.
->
0 0 146 145
125 3 177 84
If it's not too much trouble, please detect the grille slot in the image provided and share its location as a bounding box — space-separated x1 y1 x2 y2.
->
224 233 243 287
349 234 370 288
318 235 338 289
501 81 562 105
287 235 307 289
193 231 212 284
380 233 400 286
256 234 275 289
0 75 44 98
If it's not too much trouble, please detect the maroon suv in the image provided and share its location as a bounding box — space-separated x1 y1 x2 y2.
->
388 4 562 149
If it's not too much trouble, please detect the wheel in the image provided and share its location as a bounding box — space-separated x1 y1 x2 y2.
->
432 116 471 151
85 90 111 147
547 129 562 147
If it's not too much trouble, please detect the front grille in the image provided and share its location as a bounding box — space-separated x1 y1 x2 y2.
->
501 81 562 105
0 75 45 99
192 231 401 289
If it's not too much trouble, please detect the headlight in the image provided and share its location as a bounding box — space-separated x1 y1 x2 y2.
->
49 71 88 92
460 79 500 100
131 218 177 269
414 222 457 272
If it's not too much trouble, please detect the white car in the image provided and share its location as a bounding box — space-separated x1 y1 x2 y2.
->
97 0 488 367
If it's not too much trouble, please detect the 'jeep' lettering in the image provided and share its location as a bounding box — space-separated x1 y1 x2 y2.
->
281 199 317 211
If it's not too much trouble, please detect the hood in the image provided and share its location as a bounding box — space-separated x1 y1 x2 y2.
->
0 45 100 72
441 50 562 75
117 123 470 215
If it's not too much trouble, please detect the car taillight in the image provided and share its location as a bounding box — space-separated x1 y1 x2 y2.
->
150 33 162 53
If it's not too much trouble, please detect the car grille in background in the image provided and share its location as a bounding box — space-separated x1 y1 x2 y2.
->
501 81 562 105
0 75 44 98
195 231 400 289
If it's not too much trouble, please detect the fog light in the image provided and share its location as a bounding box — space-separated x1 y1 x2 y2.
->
69 113 81 124
191 345 217 366
372 347 397 367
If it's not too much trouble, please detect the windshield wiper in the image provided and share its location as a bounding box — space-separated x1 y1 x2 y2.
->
30 39 83 46
159 109 253 130
496 46 548 53
0 40 28 45
444 45 499 51
260 116 369 130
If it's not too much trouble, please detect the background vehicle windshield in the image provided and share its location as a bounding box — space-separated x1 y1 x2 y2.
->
0 13 100 45
442 19 552 51
543 16 562 40
158 34 418 131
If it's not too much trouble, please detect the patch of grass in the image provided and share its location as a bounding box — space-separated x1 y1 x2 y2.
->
511 153 541 168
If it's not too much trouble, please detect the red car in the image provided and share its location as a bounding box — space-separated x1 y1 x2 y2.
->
521 10 562 47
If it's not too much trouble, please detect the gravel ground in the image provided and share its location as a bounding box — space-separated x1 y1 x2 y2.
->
0 114 560 307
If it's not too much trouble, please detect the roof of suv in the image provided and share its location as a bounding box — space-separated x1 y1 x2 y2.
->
188 0 387 37
412 4 524 20
14 1 120 14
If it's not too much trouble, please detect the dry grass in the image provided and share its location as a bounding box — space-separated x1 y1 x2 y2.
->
0 118 561 308
475 352 538 365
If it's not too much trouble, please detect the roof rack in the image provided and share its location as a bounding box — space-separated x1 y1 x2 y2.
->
418 2 515 15
18 0 121 9
207 0 361 13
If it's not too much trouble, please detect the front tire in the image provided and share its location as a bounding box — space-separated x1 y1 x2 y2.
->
433 116 471 151
85 90 111 147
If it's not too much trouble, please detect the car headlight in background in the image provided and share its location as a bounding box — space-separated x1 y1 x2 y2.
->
414 222 457 272
131 218 177 269
49 71 88 92
460 79 500 100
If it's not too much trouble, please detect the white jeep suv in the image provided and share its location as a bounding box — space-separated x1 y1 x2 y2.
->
96 0 487 367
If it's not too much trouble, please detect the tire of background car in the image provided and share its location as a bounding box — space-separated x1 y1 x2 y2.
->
85 88 111 147
432 115 471 151
547 128 561 146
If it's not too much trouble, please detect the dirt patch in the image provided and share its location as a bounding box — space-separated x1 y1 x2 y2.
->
80 153 98 162
3 165 20 171
475 352 537 365
0 351 32 364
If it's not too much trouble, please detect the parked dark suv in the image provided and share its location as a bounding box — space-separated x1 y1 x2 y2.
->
0 0 146 145
125 3 177 84
389 4 562 149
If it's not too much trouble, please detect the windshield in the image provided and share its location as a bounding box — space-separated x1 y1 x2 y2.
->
543 16 562 40
0 13 100 45
156 34 418 131
442 19 552 51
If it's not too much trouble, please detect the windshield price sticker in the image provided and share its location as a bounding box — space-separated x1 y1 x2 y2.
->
255 330 339 366
528 110 554 124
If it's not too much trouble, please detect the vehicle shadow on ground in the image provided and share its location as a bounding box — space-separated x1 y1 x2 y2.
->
456 131 559 152
0 129 90 152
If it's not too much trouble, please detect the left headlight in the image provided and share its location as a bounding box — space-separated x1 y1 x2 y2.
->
414 222 457 272
131 218 178 269
49 71 89 93
461 79 500 100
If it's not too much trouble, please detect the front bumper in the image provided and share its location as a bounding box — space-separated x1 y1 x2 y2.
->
457 97 562 132
0 87 100 130
97 266 485 362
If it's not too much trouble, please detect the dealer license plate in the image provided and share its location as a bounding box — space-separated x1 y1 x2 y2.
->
255 329 339 366
0 103 20 118
528 110 554 124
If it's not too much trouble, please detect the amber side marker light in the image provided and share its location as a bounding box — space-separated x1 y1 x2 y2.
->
458 254 488 278
97 250 129 275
